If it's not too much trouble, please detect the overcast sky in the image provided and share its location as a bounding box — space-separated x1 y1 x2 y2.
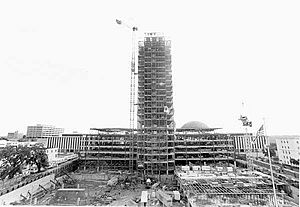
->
0 0 299 136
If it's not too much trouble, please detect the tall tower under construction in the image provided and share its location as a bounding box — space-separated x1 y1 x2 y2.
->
137 32 175 180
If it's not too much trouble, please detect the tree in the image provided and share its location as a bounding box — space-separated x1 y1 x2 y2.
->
0 144 49 179
0 146 31 179
290 158 299 166
28 144 49 173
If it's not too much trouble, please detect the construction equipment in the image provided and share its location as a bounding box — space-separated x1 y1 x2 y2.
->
116 19 138 174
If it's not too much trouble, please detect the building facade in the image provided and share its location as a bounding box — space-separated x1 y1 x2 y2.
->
26 124 64 139
276 136 300 166
233 133 267 154
137 32 175 178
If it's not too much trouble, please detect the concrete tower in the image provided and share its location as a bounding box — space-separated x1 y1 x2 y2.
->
137 32 175 180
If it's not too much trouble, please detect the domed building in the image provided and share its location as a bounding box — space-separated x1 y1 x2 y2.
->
181 121 209 130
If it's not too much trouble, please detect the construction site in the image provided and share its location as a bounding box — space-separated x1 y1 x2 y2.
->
9 164 297 206
45 30 296 206
2 23 298 206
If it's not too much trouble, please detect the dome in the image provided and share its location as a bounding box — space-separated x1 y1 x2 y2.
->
181 121 209 130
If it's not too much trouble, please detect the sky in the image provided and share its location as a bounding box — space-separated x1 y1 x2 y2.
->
0 0 299 136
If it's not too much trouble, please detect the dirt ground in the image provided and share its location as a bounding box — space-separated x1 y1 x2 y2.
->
45 171 148 206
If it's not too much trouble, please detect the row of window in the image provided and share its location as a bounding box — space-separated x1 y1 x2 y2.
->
282 150 291 154
281 140 299 143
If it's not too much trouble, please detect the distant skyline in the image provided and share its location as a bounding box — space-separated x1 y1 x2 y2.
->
0 0 299 136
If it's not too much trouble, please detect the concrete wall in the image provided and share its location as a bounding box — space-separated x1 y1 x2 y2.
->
0 174 55 205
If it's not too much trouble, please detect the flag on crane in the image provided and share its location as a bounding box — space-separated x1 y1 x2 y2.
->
116 19 122 25
239 115 252 127
256 124 264 136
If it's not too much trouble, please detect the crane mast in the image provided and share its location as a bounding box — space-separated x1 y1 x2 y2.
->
129 26 137 174
116 19 138 174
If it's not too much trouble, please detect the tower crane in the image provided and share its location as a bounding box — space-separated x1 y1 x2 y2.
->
116 19 138 174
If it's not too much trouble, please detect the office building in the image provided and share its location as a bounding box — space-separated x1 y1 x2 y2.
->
26 124 64 139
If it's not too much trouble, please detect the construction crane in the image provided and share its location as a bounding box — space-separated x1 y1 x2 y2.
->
116 19 138 174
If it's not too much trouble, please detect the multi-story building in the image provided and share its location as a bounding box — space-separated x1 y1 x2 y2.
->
276 136 300 166
26 124 64 139
137 32 175 179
